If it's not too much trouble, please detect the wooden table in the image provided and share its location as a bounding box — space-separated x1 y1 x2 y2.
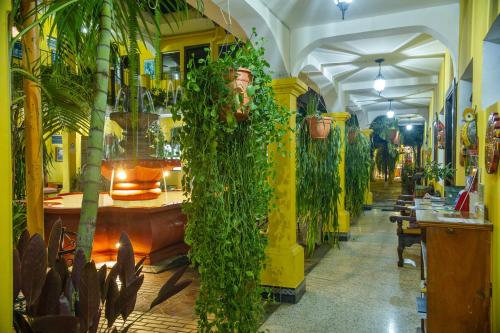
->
416 205 492 333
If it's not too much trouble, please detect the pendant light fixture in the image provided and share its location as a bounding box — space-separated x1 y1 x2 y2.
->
334 0 352 20
406 124 413 131
386 99 394 118
374 58 386 94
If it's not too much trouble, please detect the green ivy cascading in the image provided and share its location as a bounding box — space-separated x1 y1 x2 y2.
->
174 34 289 332
345 130 371 218
297 116 342 256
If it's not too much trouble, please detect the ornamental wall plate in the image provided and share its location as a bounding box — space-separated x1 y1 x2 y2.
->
485 112 500 174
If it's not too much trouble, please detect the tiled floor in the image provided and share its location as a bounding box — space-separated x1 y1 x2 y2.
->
123 181 420 333
260 208 422 333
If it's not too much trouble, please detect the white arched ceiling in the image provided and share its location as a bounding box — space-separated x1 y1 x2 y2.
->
210 0 459 125
212 0 290 76
290 3 459 76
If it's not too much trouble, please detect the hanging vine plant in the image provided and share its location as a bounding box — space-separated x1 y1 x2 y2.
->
345 129 371 219
296 96 342 256
173 30 289 332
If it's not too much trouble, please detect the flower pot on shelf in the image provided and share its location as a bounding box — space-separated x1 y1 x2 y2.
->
306 116 332 139
220 68 253 123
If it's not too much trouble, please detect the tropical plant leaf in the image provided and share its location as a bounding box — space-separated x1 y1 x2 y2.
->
152 265 187 303
13 248 21 301
102 262 120 304
105 279 120 327
47 220 63 268
64 277 74 307
88 308 101 333
17 229 30 260
118 275 144 321
150 279 192 310
134 256 146 273
21 234 47 309
36 269 62 316
13 310 34 333
77 261 101 333
31 315 80 333
71 249 86 291
59 294 72 315
97 264 107 301
54 257 69 289
117 233 135 287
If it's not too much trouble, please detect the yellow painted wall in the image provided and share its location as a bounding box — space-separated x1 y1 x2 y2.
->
46 135 64 185
1 2 13 330
458 0 500 330
426 51 455 196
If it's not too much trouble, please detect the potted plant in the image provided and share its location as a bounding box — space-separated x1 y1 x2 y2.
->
304 94 332 139
222 67 253 122
174 30 290 332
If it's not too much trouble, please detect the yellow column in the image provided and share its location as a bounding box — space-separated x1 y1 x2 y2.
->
62 131 77 193
1 1 13 330
261 78 306 300
327 112 351 239
361 128 373 206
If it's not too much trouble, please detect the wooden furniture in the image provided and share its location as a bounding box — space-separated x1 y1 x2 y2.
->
389 195 421 267
416 208 493 333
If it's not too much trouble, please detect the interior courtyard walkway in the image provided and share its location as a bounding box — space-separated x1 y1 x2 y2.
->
261 208 421 333
121 181 420 333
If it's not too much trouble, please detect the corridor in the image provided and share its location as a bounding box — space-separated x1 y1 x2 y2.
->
261 208 421 333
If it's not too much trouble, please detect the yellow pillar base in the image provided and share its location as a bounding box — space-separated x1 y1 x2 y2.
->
364 191 373 206
261 243 304 289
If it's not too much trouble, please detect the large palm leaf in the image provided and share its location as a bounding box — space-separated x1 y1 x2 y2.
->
45 0 203 258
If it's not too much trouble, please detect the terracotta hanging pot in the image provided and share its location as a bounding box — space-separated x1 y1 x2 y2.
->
388 129 399 144
306 116 332 139
221 68 253 122
347 129 357 143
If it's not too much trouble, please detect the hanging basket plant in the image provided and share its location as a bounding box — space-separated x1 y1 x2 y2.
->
174 30 289 332
297 109 342 256
345 128 371 218
304 94 331 139
220 67 253 122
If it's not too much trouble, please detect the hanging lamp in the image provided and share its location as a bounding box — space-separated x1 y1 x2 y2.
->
406 124 413 130
334 0 352 20
374 58 386 94
387 99 394 118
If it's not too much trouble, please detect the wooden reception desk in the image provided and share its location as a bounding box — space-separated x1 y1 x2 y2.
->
416 204 492 333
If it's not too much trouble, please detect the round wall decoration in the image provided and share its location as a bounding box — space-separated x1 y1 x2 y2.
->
485 112 500 174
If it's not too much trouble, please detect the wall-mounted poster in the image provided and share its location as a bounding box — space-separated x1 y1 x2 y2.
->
52 134 63 145
144 59 155 77
55 147 64 162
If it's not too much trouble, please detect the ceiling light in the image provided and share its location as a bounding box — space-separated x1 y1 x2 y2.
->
386 99 394 118
374 58 385 95
406 124 413 131
334 0 352 20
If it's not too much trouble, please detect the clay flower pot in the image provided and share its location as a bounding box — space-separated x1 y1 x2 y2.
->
306 116 332 139
221 68 253 122
347 129 357 143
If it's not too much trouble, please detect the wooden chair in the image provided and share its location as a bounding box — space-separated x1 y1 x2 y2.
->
390 196 421 267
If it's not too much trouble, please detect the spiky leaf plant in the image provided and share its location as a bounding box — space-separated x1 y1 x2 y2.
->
296 109 342 256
